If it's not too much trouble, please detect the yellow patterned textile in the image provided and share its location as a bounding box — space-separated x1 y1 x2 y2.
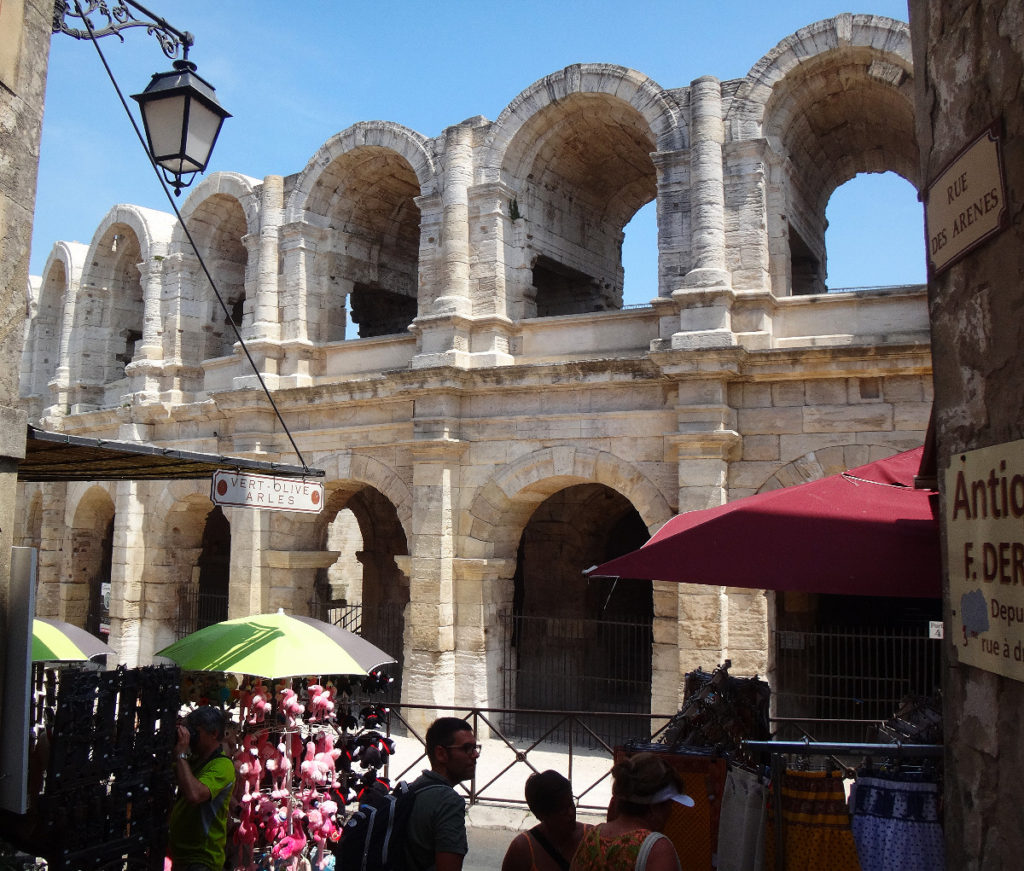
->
765 770 862 871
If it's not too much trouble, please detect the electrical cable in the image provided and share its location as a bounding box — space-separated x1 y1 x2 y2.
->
73 1 313 474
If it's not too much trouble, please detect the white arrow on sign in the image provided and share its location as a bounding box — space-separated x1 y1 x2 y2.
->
211 470 324 514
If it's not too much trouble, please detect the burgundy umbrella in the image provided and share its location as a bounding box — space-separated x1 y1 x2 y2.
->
587 447 940 597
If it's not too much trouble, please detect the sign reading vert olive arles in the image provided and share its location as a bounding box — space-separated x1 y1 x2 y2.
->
925 121 1009 276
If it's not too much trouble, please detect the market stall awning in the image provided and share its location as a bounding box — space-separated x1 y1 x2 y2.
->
586 447 940 598
19 426 323 482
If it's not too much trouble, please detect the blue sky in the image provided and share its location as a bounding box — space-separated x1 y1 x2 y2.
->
33 1 923 303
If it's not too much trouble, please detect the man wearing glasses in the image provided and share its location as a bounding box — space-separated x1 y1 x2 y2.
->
405 716 481 871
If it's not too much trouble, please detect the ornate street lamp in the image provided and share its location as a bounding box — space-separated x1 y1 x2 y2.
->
131 60 231 195
54 0 229 194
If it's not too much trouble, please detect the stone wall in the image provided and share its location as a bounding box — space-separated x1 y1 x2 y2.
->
909 1 1024 866
17 15 934 726
0 0 47 729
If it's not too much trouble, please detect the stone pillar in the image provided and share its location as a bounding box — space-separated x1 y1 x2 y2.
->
652 150 692 300
452 557 516 723
44 280 80 422
125 258 166 399
651 578 684 717
277 222 324 387
410 124 475 368
671 77 736 350
233 176 286 390
34 481 67 617
437 124 473 314
111 481 148 667
726 140 772 292
253 176 285 342
226 508 273 616
670 431 743 678
685 77 729 286
156 252 205 401
402 438 467 731
263 549 340 616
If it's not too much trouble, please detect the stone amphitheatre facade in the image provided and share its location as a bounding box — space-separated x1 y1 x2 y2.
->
18 15 933 729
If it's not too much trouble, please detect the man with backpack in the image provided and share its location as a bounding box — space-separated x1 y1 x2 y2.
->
403 716 479 871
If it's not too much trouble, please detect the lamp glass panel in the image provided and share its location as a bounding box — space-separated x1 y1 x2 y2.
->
142 93 188 168
183 101 223 172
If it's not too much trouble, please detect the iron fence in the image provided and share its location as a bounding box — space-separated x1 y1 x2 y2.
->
380 703 674 812
772 626 942 743
499 611 652 749
310 597 405 703
174 588 228 639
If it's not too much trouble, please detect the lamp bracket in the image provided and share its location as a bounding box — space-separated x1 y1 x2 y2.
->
53 0 194 60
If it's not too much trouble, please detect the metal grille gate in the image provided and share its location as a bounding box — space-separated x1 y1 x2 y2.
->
317 600 405 703
772 625 943 742
498 610 653 749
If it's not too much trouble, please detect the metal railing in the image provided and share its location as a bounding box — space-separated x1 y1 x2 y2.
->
379 703 675 812
499 611 653 750
174 588 228 638
310 597 405 702
772 626 942 743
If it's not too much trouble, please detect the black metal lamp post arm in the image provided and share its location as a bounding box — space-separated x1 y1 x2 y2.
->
53 0 194 60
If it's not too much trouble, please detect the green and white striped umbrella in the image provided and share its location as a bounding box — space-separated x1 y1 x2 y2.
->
155 610 396 679
32 618 115 662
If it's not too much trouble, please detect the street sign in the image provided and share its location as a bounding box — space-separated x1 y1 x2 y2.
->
925 121 1008 276
211 470 324 513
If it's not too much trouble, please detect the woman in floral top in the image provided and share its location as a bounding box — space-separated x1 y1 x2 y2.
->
569 753 690 871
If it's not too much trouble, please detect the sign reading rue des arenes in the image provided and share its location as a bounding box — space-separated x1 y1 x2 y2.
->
925 121 1009 276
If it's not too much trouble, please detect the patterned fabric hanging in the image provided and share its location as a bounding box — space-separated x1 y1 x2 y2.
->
850 773 945 871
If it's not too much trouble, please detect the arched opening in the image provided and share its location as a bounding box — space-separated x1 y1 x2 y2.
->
196 506 231 628
773 591 942 742
29 260 67 401
504 92 657 318
306 146 422 342
86 518 114 638
763 449 942 742
314 487 409 700
504 483 651 746
68 488 115 635
183 194 249 360
761 46 918 297
72 225 144 407
621 199 658 307
824 172 926 290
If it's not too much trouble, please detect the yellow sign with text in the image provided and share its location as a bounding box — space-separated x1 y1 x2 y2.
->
946 440 1024 682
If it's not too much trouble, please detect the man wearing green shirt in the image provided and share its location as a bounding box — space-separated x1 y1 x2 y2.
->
168 706 236 871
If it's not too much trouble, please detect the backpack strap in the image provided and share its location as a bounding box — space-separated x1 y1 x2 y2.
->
528 826 571 871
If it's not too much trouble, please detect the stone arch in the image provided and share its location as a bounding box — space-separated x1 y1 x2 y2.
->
483 65 681 319
727 15 917 296
172 175 259 364
755 442 909 493
70 206 177 405
465 445 674 561
288 121 437 221
157 485 222 634
482 64 685 182
22 241 87 413
314 451 413 539
286 123 435 342
65 484 116 631
15 487 43 552
177 171 261 238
